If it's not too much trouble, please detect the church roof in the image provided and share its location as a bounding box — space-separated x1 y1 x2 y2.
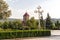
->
23 12 29 16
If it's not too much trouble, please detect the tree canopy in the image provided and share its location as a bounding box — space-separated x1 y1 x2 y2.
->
0 0 11 19
26 17 38 29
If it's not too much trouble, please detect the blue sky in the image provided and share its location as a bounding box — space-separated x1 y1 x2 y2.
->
5 0 60 19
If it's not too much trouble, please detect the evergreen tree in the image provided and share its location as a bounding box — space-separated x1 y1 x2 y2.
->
0 0 11 19
45 13 53 29
40 15 44 29
55 20 60 29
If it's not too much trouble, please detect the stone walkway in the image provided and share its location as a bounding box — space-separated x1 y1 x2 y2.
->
1 36 60 40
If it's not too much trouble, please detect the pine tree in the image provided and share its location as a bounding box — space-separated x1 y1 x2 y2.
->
45 13 53 29
0 0 11 19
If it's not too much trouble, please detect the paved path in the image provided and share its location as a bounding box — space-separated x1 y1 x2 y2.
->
1 36 60 40
51 30 60 35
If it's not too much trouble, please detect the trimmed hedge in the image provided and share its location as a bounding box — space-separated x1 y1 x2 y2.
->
0 30 51 39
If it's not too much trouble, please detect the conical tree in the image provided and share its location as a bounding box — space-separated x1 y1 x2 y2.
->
0 0 11 19
45 13 53 29
40 15 44 29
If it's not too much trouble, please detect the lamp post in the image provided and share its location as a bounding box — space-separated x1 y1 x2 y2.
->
34 6 43 30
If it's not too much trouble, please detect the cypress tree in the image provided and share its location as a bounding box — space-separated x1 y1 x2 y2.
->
40 15 44 29
45 13 53 29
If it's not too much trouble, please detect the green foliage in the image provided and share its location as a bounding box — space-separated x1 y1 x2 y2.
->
26 17 38 29
40 16 45 29
0 22 3 28
46 13 53 29
0 20 23 30
12 20 22 29
0 0 11 19
55 20 60 29
2 21 9 29
0 30 51 39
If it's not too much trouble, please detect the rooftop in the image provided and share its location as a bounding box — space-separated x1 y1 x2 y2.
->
23 12 29 16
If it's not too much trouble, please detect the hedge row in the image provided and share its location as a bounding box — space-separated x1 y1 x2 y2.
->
0 30 51 39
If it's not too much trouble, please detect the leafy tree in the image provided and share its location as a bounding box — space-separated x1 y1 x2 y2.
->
13 20 22 29
45 13 53 29
26 17 38 29
9 20 23 30
0 0 11 19
8 21 14 29
2 21 9 29
1 20 23 30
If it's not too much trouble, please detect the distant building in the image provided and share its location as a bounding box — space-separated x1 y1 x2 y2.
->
22 12 29 26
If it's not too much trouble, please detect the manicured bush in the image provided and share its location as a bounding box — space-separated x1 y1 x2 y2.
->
0 30 51 39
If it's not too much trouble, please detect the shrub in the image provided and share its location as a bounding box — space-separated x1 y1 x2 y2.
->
0 30 51 39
